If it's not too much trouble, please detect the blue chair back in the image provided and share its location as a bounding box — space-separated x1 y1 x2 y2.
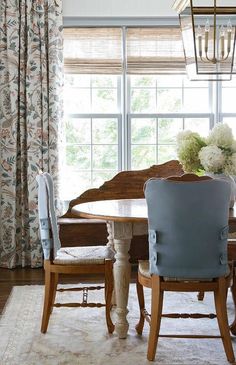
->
144 177 231 279
36 172 61 260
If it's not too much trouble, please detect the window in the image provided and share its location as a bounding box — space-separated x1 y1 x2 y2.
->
61 25 236 202
62 74 121 201
128 75 211 169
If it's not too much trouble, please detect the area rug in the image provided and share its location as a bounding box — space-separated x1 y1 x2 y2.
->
1 284 236 365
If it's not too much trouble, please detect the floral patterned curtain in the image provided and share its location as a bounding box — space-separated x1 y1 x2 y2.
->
0 0 63 268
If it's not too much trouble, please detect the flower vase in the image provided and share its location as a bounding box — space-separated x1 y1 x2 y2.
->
206 173 236 209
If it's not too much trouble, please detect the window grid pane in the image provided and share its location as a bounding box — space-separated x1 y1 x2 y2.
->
61 115 120 200
129 116 211 170
128 75 211 170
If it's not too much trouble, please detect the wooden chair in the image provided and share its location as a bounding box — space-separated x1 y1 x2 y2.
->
36 172 115 334
135 174 235 363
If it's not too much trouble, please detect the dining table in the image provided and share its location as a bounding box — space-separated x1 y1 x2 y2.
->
72 198 236 339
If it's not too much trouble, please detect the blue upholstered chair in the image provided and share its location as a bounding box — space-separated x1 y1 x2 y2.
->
36 172 114 334
136 174 235 363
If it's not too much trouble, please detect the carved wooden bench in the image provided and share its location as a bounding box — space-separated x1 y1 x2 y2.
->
59 160 184 263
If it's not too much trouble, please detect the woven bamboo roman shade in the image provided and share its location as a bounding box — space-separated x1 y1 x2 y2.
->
63 28 123 74
126 27 186 74
63 27 186 75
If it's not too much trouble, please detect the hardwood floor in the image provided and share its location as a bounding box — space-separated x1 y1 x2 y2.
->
0 267 137 315
0 267 44 314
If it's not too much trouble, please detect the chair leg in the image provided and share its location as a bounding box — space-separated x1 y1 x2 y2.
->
147 275 163 362
135 274 145 335
41 261 55 333
50 273 58 314
105 260 115 334
230 265 236 335
214 277 235 364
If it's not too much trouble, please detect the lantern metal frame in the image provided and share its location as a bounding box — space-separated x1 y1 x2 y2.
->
174 0 236 80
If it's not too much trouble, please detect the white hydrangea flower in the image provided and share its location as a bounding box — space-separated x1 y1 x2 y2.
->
224 153 236 175
176 130 196 145
176 123 236 175
198 145 225 173
177 130 206 172
231 140 236 152
207 124 233 149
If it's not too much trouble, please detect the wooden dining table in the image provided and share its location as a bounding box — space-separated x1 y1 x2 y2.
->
72 198 236 339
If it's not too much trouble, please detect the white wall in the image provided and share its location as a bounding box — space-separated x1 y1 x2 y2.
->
62 0 176 17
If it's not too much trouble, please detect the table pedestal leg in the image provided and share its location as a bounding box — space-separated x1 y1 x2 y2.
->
112 222 132 339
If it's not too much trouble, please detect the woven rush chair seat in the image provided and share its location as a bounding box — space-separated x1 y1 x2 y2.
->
138 260 232 283
54 246 114 265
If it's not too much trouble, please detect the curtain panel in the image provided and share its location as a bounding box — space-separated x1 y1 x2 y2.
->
0 0 63 268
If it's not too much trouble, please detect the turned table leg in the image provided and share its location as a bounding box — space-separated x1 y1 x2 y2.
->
106 221 116 306
112 221 132 339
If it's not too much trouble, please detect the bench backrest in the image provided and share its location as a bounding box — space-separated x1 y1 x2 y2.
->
63 160 184 218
